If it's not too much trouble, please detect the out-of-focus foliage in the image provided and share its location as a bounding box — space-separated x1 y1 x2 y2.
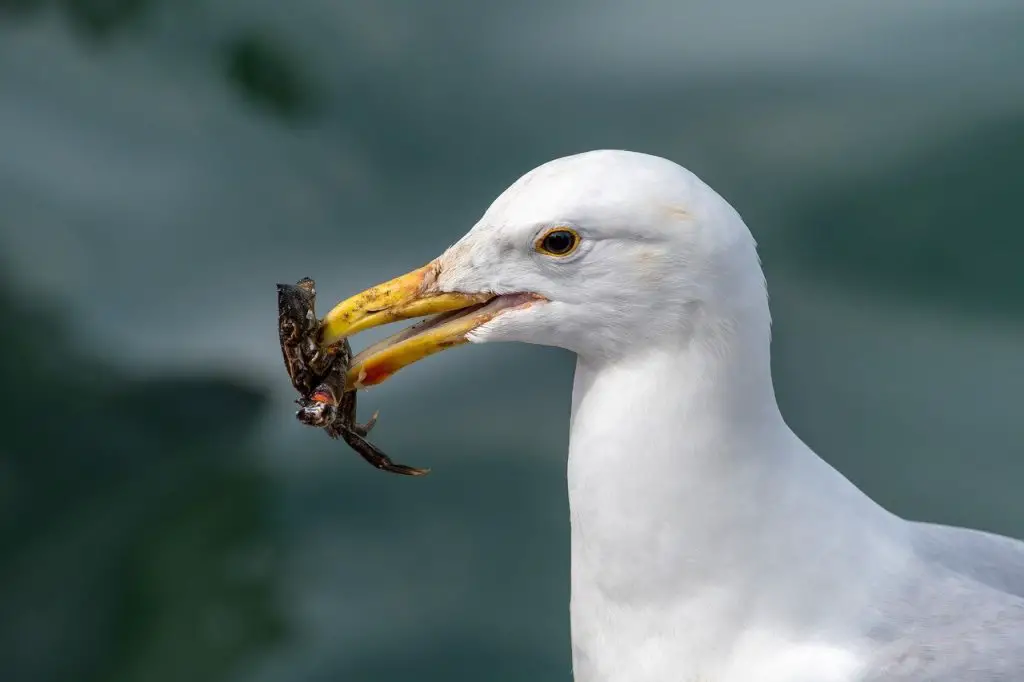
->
0 0 317 121
62 0 149 40
224 34 317 123
1 0 150 40
0 272 286 682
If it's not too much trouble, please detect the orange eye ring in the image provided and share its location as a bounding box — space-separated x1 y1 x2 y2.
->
534 227 581 257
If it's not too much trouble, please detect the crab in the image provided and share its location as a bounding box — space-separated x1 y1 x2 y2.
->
276 277 429 476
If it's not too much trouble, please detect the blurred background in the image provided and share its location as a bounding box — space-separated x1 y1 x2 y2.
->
1 1 1022 680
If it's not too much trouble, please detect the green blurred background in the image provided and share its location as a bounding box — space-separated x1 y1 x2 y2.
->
0 1 1022 680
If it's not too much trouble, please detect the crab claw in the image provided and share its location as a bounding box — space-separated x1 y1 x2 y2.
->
357 410 380 437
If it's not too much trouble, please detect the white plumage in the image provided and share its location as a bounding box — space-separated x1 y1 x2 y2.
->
430 150 1024 681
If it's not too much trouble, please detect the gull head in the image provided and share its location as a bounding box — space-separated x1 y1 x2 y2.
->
320 150 768 389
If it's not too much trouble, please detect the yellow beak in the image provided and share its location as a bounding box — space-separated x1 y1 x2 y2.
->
319 263 543 390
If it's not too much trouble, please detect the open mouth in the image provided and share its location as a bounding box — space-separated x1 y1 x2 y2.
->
333 289 545 389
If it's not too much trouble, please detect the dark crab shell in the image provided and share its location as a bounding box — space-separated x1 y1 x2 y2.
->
276 277 343 396
276 277 428 476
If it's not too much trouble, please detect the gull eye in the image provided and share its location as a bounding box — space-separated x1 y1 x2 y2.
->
535 228 581 257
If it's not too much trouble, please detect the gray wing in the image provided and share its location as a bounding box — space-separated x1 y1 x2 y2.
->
910 522 1024 598
859 524 1024 681
862 573 1024 681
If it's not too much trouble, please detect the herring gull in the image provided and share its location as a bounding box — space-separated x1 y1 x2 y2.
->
317 150 1024 681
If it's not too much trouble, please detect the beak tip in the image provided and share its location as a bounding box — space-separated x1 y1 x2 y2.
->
318 314 357 348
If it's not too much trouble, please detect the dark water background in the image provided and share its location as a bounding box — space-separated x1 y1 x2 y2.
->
1 2 1022 680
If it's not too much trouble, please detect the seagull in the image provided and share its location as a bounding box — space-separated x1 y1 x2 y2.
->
317 150 1024 681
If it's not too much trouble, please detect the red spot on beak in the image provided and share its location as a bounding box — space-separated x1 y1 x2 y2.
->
361 364 395 387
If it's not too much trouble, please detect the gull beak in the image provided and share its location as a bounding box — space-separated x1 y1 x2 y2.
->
320 263 544 389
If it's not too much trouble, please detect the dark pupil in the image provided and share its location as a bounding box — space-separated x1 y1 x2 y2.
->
544 231 574 254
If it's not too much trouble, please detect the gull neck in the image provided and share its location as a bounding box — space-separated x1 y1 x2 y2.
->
564 301 906 680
